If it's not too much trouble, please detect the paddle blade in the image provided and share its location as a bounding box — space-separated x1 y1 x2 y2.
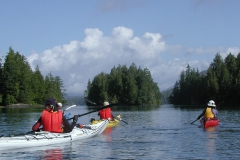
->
113 115 128 124
191 119 198 124
85 97 97 105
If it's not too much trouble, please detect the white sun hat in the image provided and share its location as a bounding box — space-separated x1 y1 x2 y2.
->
103 102 109 106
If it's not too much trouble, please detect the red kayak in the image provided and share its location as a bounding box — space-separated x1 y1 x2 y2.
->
200 118 220 128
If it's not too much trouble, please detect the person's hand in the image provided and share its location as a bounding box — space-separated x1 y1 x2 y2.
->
73 115 79 123
197 116 201 120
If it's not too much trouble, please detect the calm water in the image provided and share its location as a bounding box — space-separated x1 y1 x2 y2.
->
1 104 240 160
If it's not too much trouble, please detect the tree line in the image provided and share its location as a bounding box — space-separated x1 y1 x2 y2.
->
168 53 240 106
85 63 161 106
0 47 66 106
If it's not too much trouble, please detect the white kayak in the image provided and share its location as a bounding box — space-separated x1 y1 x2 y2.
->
0 119 109 151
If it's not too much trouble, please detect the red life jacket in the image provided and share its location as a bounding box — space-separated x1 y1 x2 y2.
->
98 108 112 120
41 110 63 133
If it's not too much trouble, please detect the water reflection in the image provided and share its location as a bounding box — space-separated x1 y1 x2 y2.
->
205 127 218 155
102 127 113 142
88 105 161 112
38 148 63 160
0 143 68 159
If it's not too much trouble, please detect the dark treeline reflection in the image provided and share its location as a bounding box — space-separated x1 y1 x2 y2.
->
87 105 161 111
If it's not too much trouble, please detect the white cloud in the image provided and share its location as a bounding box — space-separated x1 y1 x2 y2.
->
220 47 240 59
27 26 239 95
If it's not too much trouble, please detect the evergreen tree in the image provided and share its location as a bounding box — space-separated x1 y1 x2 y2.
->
168 81 180 104
235 53 240 103
0 47 67 106
15 52 33 104
53 76 66 104
2 47 19 105
86 64 161 106
168 64 207 105
126 63 138 104
168 53 240 106
88 72 109 105
109 65 123 103
31 65 45 104
44 73 65 103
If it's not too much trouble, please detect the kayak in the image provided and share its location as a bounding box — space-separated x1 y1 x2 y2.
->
0 119 109 151
91 115 121 128
200 118 220 128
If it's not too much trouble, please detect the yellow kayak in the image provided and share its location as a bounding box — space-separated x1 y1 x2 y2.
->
91 115 121 128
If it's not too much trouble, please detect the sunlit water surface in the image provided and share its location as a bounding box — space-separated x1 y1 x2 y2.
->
0 105 240 159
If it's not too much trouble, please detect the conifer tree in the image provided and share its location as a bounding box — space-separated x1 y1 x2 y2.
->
2 47 19 105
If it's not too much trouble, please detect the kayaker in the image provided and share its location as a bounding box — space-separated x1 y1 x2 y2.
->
98 101 114 120
197 100 218 120
32 98 79 133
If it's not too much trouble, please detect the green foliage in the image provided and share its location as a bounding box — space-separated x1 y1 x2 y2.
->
31 65 45 104
0 47 66 106
85 63 161 105
168 52 240 106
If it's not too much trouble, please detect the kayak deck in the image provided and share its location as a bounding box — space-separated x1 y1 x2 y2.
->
91 115 121 128
200 118 220 128
0 119 109 151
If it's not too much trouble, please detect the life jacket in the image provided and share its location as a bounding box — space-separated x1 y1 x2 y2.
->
204 107 214 118
41 110 63 133
98 108 112 120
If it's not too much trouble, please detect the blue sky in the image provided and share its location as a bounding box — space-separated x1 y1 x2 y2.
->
1 0 240 95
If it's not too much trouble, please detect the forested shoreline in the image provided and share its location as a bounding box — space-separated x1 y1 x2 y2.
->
168 53 240 106
0 47 66 106
4 48 238 108
85 63 161 106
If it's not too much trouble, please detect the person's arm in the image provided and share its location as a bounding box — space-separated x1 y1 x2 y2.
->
109 108 115 120
32 117 42 131
62 115 78 132
197 109 206 119
212 108 218 118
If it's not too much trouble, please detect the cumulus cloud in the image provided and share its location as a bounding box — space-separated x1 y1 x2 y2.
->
220 47 240 58
27 26 239 95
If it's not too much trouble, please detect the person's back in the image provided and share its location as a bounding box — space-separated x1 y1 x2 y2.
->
32 98 78 133
98 101 113 120
204 107 215 119
41 109 63 133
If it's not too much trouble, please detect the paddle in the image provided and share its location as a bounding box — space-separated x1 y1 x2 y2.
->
113 115 128 124
63 105 76 111
190 118 199 124
84 98 128 124
67 103 116 120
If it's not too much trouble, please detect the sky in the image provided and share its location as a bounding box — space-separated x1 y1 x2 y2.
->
1 0 240 96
